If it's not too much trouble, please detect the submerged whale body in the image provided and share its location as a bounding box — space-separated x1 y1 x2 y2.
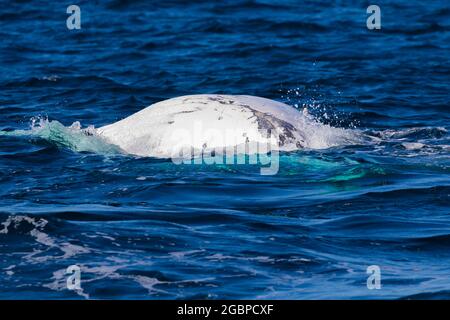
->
96 94 357 158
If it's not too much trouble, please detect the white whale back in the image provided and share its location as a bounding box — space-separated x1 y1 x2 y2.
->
96 94 358 158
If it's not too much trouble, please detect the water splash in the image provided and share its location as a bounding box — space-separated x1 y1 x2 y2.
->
0 117 123 155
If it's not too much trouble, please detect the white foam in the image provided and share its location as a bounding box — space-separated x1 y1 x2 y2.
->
0 215 90 263
401 142 425 150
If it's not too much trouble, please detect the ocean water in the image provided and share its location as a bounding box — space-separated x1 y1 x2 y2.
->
0 0 449 299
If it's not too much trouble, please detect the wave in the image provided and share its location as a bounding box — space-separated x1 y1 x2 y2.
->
0 214 90 260
369 127 448 140
0 117 122 155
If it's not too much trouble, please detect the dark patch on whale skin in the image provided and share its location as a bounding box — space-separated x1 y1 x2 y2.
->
177 110 196 114
176 105 202 114
240 104 305 148
176 95 306 148
207 96 236 106
206 95 306 148
183 97 208 105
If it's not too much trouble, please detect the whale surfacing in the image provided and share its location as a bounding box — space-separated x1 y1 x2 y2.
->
96 94 354 158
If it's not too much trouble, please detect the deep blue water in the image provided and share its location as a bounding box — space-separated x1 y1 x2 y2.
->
0 0 449 299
